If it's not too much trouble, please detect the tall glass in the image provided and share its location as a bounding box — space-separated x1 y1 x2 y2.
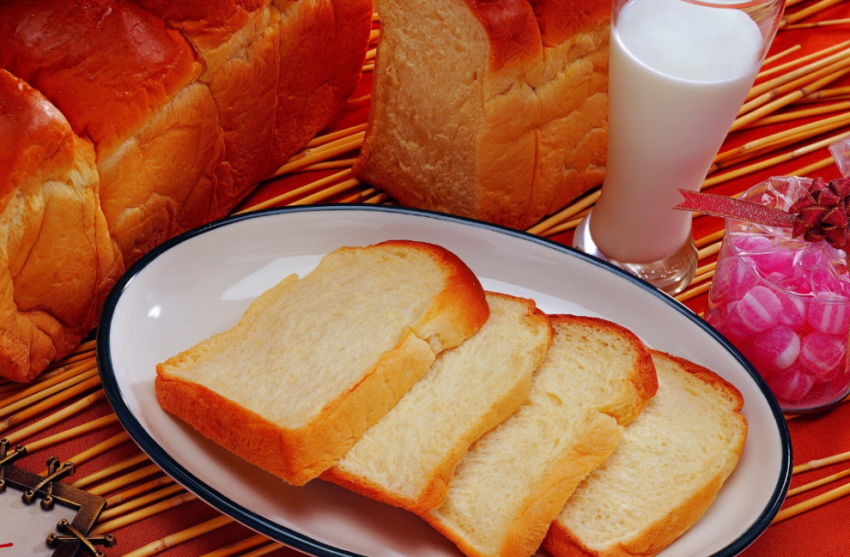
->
573 0 784 294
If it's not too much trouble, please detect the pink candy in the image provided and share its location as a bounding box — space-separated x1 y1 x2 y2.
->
799 332 846 379
776 291 807 329
767 364 813 402
807 301 850 335
712 257 758 303
752 326 800 371
733 286 781 334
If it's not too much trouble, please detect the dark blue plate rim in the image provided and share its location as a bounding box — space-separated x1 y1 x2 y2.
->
97 204 791 557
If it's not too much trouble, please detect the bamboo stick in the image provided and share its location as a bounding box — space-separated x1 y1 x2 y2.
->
121 516 235 557
0 360 92 397
45 351 95 369
794 449 850 474
369 29 380 42
790 155 835 175
268 135 364 178
362 63 374 72
4 390 106 445
25 414 119 454
337 187 378 204
242 543 283 557
363 192 389 204
98 484 186 522
0 367 99 418
715 112 850 164
70 339 97 355
744 101 850 128
526 190 601 235
199 535 268 557
695 261 718 276
347 94 371 105
759 45 802 72
781 0 848 26
731 66 850 131
299 158 358 172
105 476 175 508
39 431 131 475
787 468 850 496
675 281 712 303
698 241 722 261
786 17 850 29
784 0 809 6
91 492 199 535
703 129 850 188
72 452 149 489
797 86 850 102
289 178 362 206
690 268 716 286
772 480 850 523
89 464 164 496
747 45 850 101
758 43 848 80
239 169 353 213
364 48 376 62
695 230 725 249
742 56 850 116
305 124 367 148
795 94 850 105
542 209 592 237
0 362 97 410
0 377 103 435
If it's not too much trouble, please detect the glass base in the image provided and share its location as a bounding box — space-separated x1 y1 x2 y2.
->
572 212 698 296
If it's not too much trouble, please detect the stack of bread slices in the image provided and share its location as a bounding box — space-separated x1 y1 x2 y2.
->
156 240 748 557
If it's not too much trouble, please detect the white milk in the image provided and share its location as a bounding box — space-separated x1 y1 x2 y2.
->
590 0 763 263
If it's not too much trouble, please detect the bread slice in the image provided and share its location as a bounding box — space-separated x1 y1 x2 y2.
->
426 315 657 557
155 240 489 486
543 351 747 557
323 292 552 514
353 0 609 230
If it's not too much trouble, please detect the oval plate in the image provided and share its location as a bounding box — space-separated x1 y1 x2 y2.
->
98 205 791 557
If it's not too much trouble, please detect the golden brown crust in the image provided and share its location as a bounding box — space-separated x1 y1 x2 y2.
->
543 351 747 557
463 0 543 71
0 69 118 382
158 330 436 486
527 0 611 48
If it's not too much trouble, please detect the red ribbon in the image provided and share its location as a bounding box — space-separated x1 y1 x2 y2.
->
674 189 796 227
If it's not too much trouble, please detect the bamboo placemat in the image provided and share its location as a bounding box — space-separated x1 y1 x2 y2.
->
5 7 850 556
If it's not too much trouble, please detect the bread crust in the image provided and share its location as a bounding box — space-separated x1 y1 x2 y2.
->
0 69 118 382
156 241 489 485
527 0 611 47
542 350 747 557
323 294 550 514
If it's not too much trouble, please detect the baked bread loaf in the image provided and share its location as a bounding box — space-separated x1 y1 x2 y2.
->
323 292 552 514
0 69 119 381
353 0 609 229
425 314 657 557
156 241 490 486
543 351 747 557
0 0 372 381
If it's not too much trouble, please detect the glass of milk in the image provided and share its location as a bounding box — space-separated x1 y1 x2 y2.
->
572 0 784 294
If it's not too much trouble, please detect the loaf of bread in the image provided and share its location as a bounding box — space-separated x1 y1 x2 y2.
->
543 351 747 557
156 240 490 486
323 292 552 514
353 0 609 229
0 0 372 381
425 315 657 557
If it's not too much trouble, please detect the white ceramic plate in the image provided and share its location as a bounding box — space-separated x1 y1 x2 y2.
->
98 206 790 557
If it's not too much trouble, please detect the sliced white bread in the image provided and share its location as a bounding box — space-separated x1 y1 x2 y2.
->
155 240 489 486
543 351 747 557
426 315 657 557
323 292 552 514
